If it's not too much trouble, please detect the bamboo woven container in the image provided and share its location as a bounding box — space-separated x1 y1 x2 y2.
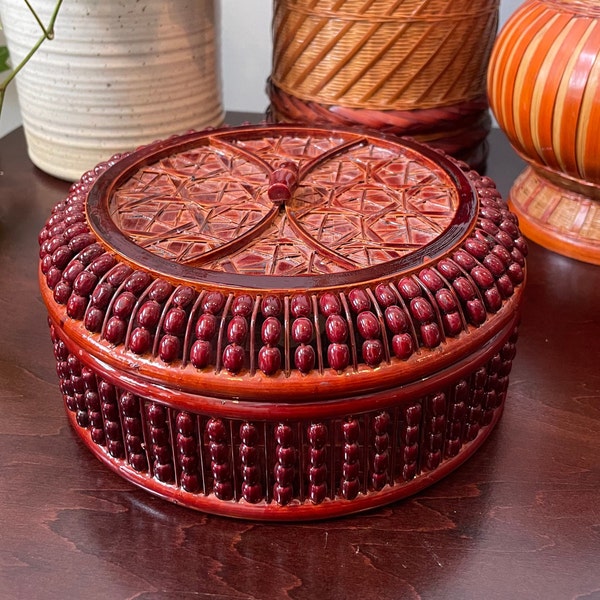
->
269 0 499 167
488 0 600 265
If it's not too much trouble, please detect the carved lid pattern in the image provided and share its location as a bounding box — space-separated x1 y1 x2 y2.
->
88 126 472 288
38 124 527 398
108 133 458 277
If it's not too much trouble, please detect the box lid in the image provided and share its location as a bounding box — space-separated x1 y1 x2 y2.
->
39 124 527 404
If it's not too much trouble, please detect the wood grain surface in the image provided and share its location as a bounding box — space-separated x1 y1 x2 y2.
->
1 115 599 600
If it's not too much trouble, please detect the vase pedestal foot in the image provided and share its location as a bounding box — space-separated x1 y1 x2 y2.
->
509 167 600 266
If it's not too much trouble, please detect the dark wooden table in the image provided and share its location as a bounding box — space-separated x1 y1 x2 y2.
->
1 117 599 600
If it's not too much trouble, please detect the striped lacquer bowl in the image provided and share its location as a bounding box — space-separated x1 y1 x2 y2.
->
487 0 600 265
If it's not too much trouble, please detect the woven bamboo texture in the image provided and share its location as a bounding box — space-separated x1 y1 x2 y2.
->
545 0 600 17
509 167 600 265
271 0 500 112
267 81 491 162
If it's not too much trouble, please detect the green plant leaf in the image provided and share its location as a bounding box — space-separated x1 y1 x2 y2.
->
0 46 10 73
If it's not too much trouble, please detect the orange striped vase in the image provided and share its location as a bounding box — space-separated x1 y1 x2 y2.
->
488 0 600 265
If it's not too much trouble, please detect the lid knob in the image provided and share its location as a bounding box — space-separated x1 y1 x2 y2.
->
268 161 298 205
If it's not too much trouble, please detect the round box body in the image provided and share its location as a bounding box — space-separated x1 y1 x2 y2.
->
38 124 527 520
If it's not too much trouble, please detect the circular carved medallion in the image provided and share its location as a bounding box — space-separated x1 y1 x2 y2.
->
88 125 475 288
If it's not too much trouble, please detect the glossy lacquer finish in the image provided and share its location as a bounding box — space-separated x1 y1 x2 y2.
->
37 123 526 520
488 0 600 264
2 119 600 597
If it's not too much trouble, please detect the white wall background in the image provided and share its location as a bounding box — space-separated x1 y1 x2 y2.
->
1 0 524 137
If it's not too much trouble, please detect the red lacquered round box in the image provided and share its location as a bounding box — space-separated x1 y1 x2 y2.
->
38 124 527 520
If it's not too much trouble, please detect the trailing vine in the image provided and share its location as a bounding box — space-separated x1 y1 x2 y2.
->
0 0 63 115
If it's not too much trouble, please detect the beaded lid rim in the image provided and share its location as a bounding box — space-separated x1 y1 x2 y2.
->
38 124 527 397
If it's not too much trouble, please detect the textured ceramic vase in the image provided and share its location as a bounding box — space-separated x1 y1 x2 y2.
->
268 0 500 168
0 0 223 181
488 0 600 265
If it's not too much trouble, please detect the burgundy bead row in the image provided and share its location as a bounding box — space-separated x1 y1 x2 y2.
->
273 423 295 506
401 404 421 481
40 195 524 378
53 341 514 507
307 423 328 504
240 422 263 503
341 418 360 500
470 173 527 293
176 411 201 493
146 402 175 483
121 392 148 472
424 393 446 471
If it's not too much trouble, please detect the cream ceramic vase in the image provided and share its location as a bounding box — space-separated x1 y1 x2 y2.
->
0 0 223 181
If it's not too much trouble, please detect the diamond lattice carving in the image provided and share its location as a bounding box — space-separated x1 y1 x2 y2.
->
109 130 460 276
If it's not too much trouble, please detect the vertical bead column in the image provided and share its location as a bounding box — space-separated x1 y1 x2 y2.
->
402 404 422 481
446 380 468 459
68 354 87 429
425 393 446 470
307 423 328 504
120 391 147 472
239 422 262 503
273 423 295 506
291 294 315 374
176 411 201 493
371 412 391 491
98 379 124 459
465 367 486 442
146 402 174 483
341 418 360 500
321 293 350 372
207 418 233 501
190 291 226 369
82 366 103 446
